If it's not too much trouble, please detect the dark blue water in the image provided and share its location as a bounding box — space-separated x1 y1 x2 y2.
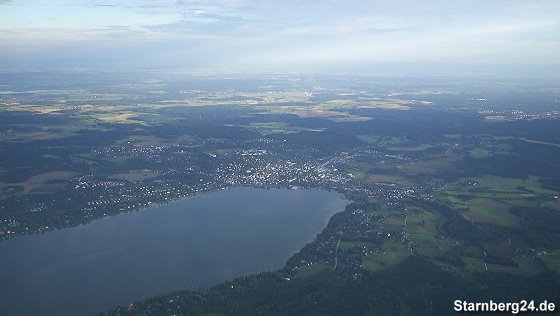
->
0 187 348 316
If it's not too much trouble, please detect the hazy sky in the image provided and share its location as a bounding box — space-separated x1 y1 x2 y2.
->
1 0 559 73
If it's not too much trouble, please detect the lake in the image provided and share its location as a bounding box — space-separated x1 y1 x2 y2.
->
0 187 348 316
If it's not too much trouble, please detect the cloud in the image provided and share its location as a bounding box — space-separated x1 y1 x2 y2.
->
2 0 560 71
176 0 245 5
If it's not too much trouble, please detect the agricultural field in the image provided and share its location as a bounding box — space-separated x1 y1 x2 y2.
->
441 175 557 227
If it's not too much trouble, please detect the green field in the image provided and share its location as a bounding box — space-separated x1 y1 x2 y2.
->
295 263 332 278
538 253 560 273
469 148 492 159
362 239 409 272
471 175 555 194
463 198 519 227
462 256 486 273
405 212 454 257
441 175 556 226
514 256 544 275
240 122 325 135
357 135 409 147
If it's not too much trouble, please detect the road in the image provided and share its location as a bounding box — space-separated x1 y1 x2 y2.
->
333 238 341 271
